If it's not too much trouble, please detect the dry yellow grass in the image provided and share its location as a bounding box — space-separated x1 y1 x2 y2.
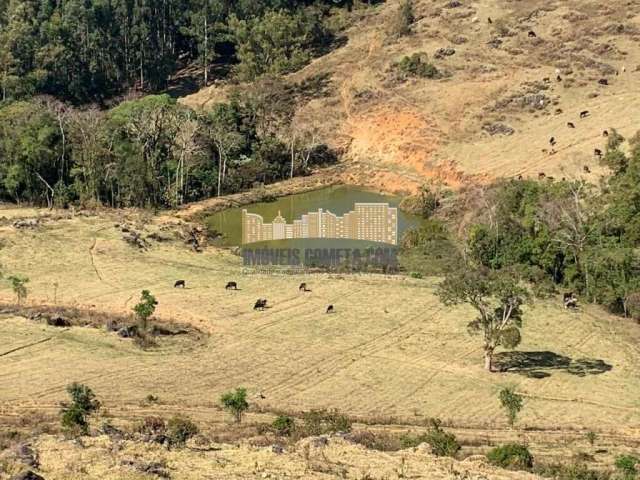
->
1 208 639 442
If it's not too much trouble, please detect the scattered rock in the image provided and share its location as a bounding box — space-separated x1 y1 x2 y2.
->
445 0 462 7
434 47 456 59
122 459 170 478
487 38 503 49
46 316 71 327
117 325 138 338
122 231 149 250
10 471 45 480
14 444 38 468
13 219 39 229
449 35 467 45
482 123 515 136
271 444 284 454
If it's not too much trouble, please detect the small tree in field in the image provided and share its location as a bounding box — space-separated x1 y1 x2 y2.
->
499 386 523 427
60 383 100 435
7 275 28 304
220 387 249 423
133 290 157 332
436 266 529 371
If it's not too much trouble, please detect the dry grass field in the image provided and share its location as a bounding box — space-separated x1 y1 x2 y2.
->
1 206 640 479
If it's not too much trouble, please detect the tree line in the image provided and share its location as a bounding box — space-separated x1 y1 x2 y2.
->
0 0 366 104
0 86 337 208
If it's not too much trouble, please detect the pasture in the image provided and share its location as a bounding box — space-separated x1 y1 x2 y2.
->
0 208 639 443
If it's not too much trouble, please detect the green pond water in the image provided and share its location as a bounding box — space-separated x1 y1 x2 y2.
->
204 185 424 247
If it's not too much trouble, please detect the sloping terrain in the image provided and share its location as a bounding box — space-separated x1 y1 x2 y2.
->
183 0 640 194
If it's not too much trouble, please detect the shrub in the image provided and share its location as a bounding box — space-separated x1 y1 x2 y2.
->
615 454 639 479
487 443 533 470
533 462 609 480
409 271 423 279
397 53 439 79
135 416 167 435
423 419 460 457
586 431 597 446
302 409 352 435
167 416 198 447
7 275 28 304
389 0 415 37
60 383 100 436
220 387 249 423
499 386 523 427
272 415 296 436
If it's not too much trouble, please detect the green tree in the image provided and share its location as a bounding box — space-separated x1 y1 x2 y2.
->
436 267 529 371
60 383 100 435
133 289 158 332
7 275 28 304
498 386 523 427
220 387 249 423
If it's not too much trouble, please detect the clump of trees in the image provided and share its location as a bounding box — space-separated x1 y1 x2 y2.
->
0 92 336 208
0 0 363 103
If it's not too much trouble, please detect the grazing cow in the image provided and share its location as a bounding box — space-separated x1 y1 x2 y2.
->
528 30 537 37
555 108 563 114
556 75 562 82
594 148 603 157
549 149 557 155
598 78 609 86
603 130 609 137
549 137 556 146
326 305 334 314
299 282 310 292
225 281 238 290
584 165 591 173
543 77 550 82
487 17 493 24
542 148 548 154
517 174 523 180
174 280 186 288
538 172 546 179
254 298 267 310
567 122 575 128
580 110 590 118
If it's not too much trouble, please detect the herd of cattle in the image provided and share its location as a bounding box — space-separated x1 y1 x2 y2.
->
173 280 335 313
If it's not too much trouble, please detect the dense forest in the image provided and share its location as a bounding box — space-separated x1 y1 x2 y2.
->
0 0 366 207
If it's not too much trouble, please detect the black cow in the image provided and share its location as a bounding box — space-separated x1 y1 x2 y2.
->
487 17 493 24
567 122 575 128
174 280 186 288
528 30 537 37
549 137 556 146
584 165 591 173
580 110 590 118
556 75 562 82
563 292 578 309
598 78 609 86
254 299 267 310
538 172 546 179
594 148 603 157
225 281 238 290
603 130 609 137
299 282 310 292
326 305 334 314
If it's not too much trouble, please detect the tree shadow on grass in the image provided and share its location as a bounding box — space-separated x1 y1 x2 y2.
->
493 351 612 379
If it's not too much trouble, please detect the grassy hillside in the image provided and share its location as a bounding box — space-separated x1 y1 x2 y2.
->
183 0 640 193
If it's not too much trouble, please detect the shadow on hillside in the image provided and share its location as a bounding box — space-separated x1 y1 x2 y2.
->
493 351 612 379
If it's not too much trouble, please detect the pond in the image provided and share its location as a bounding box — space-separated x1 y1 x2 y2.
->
204 185 425 247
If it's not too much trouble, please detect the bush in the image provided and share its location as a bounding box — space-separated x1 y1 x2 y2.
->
499 386 523 427
409 271 423 279
60 383 100 436
615 454 639 479
135 416 167 436
533 462 609 480
389 0 415 37
423 419 460 457
487 443 533 470
272 415 296 436
167 416 199 447
302 409 352 435
220 387 249 423
397 53 439 79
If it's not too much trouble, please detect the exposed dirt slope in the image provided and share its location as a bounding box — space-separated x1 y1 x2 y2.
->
181 0 640 194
